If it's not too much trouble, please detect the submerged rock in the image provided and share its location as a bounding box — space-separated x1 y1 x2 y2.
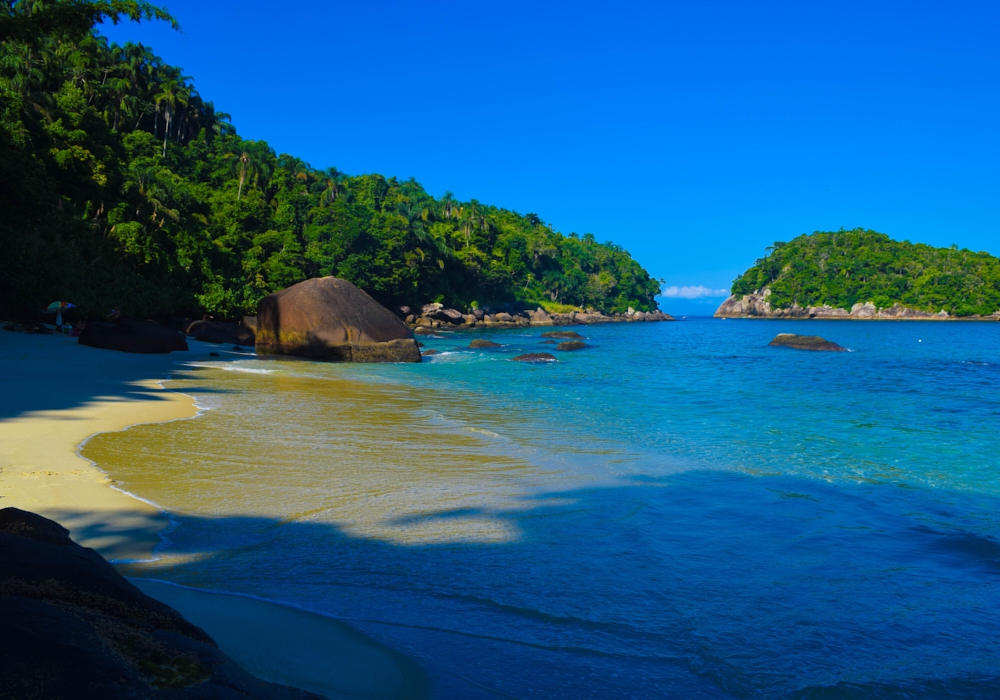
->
0 507 323 699
768 333 846 352
556 341 588 351
469 339 502 348
79 320 188 354
512 353 557 362
539 339 557 344
421 349 438 356
256 277 420 363
540 331 584 339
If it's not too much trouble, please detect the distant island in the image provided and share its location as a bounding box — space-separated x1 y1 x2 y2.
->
717 229 1000 320
0 2 660 323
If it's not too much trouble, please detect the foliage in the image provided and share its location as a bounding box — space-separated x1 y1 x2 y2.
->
731 229 1000 316
0 1 661 319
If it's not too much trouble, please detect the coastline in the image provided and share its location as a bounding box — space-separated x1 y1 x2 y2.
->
0 327 197 560
714 293 1000 321
1 327 429 699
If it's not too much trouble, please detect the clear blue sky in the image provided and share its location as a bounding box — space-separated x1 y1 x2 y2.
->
102 1 999 313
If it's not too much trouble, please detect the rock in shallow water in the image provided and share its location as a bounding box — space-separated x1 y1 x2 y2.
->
469 339 502 348
0 507 323 699
512 353 557 362
540 331 584 339
768 333 846 352
556 341 588 351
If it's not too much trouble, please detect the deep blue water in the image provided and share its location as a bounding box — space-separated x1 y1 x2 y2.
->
93 318 1000 698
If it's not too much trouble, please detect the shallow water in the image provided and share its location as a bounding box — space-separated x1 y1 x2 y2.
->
85 319 1000 699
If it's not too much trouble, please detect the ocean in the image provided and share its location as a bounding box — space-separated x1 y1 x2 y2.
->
83 318 1000 699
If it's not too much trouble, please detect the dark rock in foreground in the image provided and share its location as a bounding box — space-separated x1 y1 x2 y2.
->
469 339 502 348
556 341 588 351
540 331 584 339
79 320 188 354
768 333 846 352
0 507 323 699
512 353 557 362
256 277 420 363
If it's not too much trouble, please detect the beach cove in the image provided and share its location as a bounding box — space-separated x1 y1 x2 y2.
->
0 329 427 700
58 318 1000 699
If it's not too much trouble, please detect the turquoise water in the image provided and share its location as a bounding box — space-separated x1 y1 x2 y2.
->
91 319 1000 698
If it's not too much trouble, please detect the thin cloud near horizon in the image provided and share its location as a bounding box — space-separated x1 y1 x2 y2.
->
660 285 730 299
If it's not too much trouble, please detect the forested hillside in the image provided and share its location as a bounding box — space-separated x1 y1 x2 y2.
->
731 229 1000 316
0 1 661 320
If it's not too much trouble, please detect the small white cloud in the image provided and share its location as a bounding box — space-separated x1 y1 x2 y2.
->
660 285 730 299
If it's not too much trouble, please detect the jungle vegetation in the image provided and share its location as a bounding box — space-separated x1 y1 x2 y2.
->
731 229 1000 316
0 1 662 320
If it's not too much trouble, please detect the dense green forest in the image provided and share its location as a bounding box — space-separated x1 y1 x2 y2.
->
0 1 661 320
731 229 1000 316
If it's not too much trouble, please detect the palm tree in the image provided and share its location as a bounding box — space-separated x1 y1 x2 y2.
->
230 141 274 200
153 75 191 156
320 167 347 205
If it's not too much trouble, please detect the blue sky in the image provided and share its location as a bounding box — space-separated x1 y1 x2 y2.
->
101 1 1000 313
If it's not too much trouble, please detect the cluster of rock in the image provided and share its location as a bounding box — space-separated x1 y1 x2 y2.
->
399 303 673 330
0 507 323 699
715 290 1000 321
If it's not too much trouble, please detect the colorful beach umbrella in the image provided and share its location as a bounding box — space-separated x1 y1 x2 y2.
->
45 301 75 313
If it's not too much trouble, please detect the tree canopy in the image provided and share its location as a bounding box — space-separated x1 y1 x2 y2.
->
0 0 661 320
731 229 1000 316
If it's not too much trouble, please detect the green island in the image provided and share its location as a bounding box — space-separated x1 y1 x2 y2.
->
729 228 1000 317
0 1 661 321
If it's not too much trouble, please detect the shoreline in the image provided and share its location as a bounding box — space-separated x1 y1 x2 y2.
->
1 327 429 699
0 327 200 560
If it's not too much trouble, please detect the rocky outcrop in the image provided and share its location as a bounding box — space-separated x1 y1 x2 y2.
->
768 333 847 352
185 320 255 346
512 353 557 362
78 320 188 354
556 341 587 351
405 304 672 331
714 290 997 320
469 339 502 348
529 308 554 325
0 507 322 700
256 277 421 363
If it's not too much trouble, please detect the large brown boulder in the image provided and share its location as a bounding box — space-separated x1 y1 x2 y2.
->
768 333 846 352
78 320 188 354
0 507 322 700
256 277 421 363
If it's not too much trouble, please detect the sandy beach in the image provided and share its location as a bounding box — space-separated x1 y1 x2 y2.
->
0 327 427 699
0 327 196 560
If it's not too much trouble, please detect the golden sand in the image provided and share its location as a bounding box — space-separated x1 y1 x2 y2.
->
0 329 197 560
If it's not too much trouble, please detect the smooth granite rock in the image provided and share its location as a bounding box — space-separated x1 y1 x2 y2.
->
768 333 846 352
0 508 323 700
512 353 557 362
469 339 502 348
79 320 188 354
256 277 420 363
185 320 255 346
